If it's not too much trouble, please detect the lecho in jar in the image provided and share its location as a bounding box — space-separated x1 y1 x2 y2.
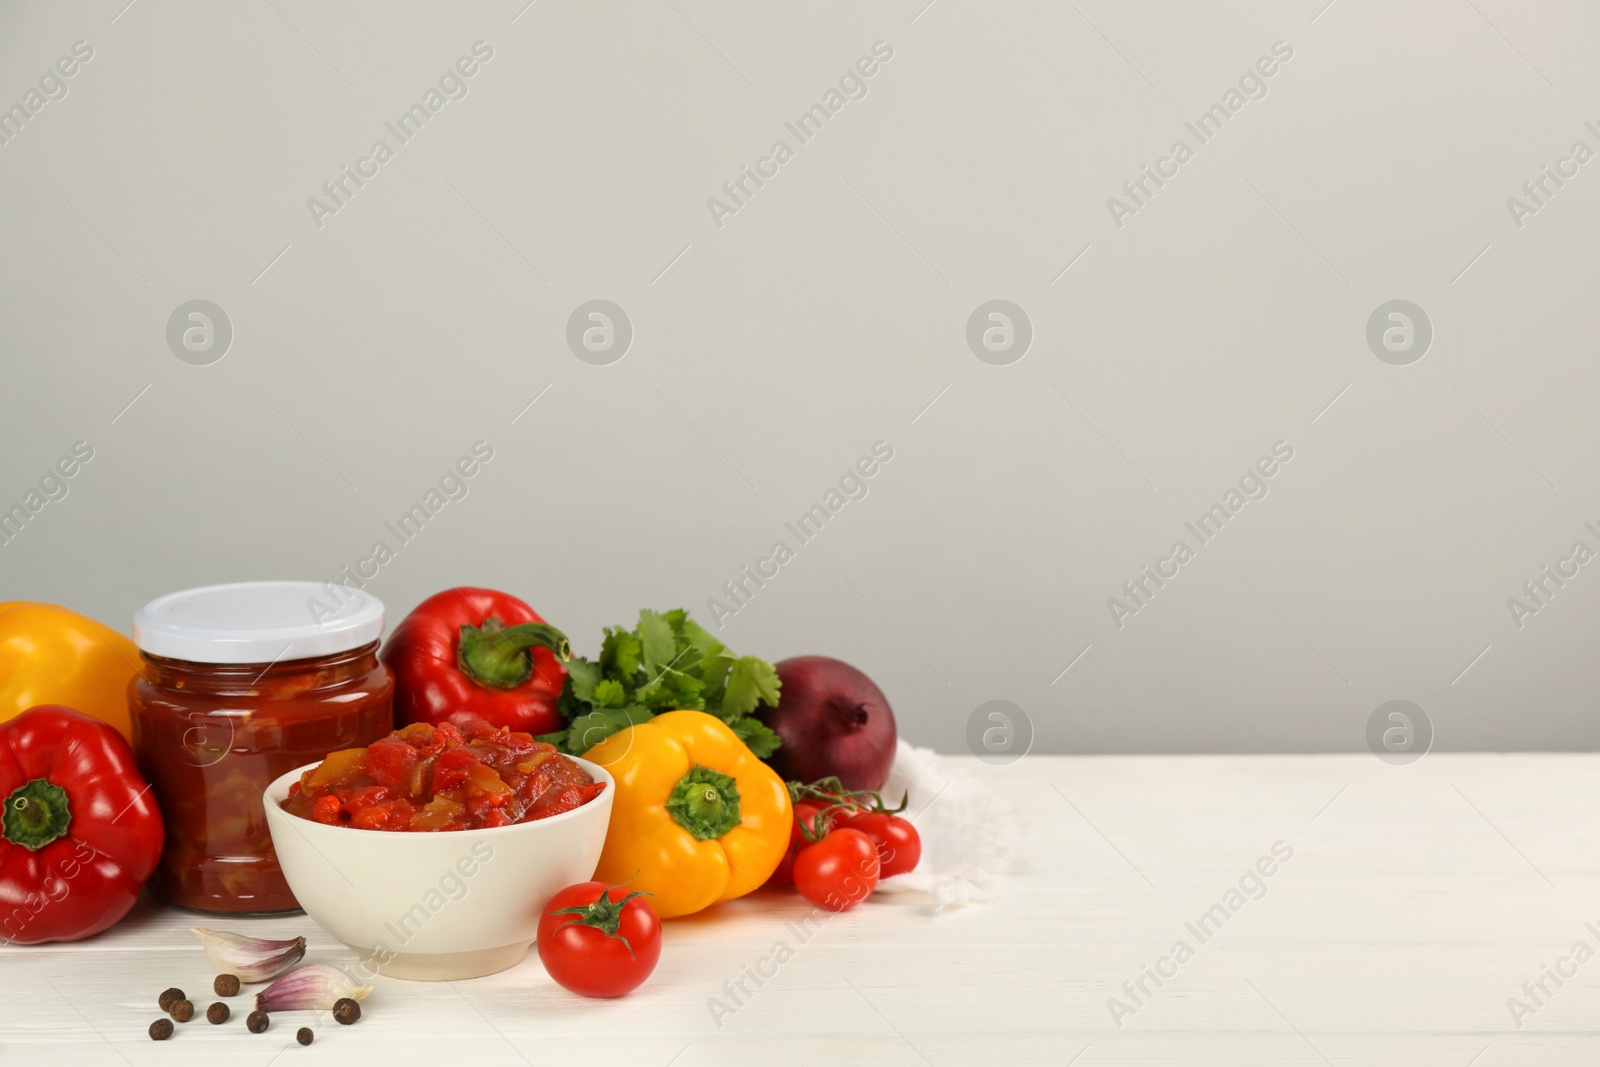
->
130 582 393 913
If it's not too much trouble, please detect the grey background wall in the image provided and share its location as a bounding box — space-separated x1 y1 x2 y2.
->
2 0 1597 754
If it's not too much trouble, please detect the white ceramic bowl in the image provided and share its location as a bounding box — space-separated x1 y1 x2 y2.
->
263 758 613 981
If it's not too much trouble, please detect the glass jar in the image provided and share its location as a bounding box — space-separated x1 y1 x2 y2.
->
129 582 393 913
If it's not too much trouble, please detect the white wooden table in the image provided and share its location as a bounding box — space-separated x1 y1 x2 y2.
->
7 754 1596 1065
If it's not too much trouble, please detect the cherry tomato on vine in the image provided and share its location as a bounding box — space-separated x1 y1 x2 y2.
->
765 800 836 889
812 787 869 816
793 828 879 912
536 882 661 997
840 811 921 878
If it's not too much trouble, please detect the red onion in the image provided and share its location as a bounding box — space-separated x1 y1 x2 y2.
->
758 656 897 791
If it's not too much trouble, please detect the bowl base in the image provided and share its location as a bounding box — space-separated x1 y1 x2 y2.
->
360 941 531 981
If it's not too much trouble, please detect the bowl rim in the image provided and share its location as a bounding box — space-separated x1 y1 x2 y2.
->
263 753 614 837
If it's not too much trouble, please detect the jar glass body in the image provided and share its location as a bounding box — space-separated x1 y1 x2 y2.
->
130 642 393 913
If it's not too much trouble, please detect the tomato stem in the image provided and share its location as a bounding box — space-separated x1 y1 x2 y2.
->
788 776 907 816
549 886 652 959
797 801 853 844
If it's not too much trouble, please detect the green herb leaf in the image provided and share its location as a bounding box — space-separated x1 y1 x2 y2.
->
566 706 655 755
730 717 782 759
553 608 782 758
678 615 727 660
592 678 627 708
722 655 781 719
600 627 641 680
564 657 603 703
637 609 678 674
696 656 728 711
634 666 703 711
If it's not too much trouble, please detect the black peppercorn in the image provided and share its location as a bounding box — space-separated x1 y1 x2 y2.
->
332 997 361 1025
158 987 184 1012
148 1018 174 1041
214 973 240 997
296 1027 314 1046
246 1010 270 1034
170 999 194 1023
206 1002 229 1024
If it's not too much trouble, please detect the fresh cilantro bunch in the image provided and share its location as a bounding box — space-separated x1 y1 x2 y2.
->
539 608 782 757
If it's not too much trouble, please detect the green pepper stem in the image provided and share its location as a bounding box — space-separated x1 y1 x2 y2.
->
457 617 571 690
3 778 72 852
666 765 742 840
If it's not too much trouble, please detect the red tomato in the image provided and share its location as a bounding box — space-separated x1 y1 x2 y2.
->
536 882 661 998
841 811 921 878
765 800 836 889
793 828 879 912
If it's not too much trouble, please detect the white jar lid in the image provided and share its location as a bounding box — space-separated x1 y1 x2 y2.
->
133 581 386 664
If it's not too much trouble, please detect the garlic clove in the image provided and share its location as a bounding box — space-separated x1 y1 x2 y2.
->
190 928 307 984
254 964 372 1012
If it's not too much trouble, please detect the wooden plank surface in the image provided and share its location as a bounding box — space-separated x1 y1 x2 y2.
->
5 754 1596 1065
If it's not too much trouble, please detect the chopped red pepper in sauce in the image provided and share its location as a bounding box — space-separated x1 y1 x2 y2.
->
280 720 604 832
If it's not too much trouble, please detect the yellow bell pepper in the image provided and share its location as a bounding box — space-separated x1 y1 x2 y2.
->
586 710 791 919
0 602 143 741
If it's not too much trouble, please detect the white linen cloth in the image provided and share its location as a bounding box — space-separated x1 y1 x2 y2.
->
873 740 1016 909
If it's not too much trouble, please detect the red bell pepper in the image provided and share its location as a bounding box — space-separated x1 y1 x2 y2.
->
383 588 572 736
0 705 163 944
